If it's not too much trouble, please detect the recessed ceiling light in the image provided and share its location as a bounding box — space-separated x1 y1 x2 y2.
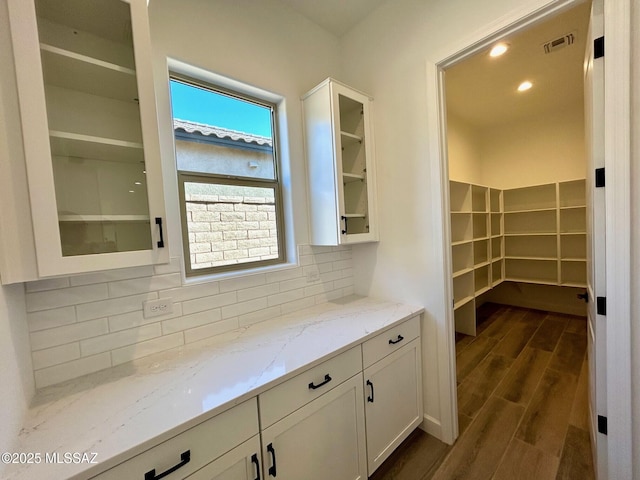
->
129 190 135 193
517 81 533 92
489 43 509 57
134 181 142 185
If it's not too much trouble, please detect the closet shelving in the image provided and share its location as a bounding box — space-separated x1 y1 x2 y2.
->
450 179 586 335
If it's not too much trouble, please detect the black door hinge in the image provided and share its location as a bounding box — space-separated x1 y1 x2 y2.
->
598 415 608 435
595 168 605 188
597 296 606 316
594 36 604 59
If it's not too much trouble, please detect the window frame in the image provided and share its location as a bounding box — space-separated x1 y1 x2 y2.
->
170 74 286 277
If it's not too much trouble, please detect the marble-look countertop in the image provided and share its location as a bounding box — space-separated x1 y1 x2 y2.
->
4 296 423 480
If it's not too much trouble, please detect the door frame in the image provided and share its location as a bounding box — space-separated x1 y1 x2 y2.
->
427 0 632 476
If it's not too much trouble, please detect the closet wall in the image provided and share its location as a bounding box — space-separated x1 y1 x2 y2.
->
447 101 587 318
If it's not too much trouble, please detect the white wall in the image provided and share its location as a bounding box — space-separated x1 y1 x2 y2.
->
447 112 484 184
149 0 342 256
478 103 586 188
340 0 582 441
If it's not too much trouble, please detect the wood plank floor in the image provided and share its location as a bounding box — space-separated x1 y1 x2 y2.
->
370 304 594 480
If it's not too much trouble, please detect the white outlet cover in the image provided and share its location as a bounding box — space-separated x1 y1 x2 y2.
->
143 298 174 318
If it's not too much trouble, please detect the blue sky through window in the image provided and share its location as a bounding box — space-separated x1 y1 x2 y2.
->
170 80 273 138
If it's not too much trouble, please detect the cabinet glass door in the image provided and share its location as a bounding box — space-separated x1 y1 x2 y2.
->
36 0 152 257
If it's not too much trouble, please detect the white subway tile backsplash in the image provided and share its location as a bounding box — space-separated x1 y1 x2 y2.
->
69 265 155 286
219 273 266 293
26 284 109 312
27 244 354 389
80 324 162 357
25 277 70 293
111 333 184 366
108 273 182 298
161 309 222 335
32 343 80 370
27 306 76 332
221 297 267 319
182 291 237 315
30 319 109 351
76 293 158 322
108 304 184 332
237 283 279 302
183 317 239 344
34 353 111 389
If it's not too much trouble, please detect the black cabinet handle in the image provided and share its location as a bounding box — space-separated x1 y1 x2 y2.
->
144 450 190 480
366 379 374 403
155 217 165 248
267 443 277 477
341 215 348 235
251 453 261 480
389 334 404 345
308 374 332 390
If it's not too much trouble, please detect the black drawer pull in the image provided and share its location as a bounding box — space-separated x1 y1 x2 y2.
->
144 450 190 480
366 379 374 403
308 374 332 390
389 334 404 345
267 443 277 477
251 453 261 480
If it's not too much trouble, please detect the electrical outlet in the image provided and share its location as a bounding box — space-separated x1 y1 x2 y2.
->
305 267 320 283
143 298 174 318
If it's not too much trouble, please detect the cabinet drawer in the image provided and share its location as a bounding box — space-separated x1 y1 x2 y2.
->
259 345 362 428
92 399 258 480
362 315 420 368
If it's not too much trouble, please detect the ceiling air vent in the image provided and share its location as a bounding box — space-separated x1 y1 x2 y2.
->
543 32 575 54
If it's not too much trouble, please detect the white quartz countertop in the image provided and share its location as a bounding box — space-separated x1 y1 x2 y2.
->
3 296 424 480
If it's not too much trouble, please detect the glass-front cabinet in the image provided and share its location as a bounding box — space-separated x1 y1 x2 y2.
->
303 78 379 245
6 0 168 280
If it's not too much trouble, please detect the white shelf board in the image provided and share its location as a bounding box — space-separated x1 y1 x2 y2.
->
340 131 362 148
559 232 587 236
453 267 474 279
342 172 364 183
561 282 587 288
454 295 474 310
561 258 587 262
491 279 504 287
41 44 138 103
475 286 491 296
473 236 490 242
342 213 366 218
451 210 472 214
560 205 586 210
49 131 144 163
451 239 473 246
503 207 557 214
503 232 557 237
58 215 150 222
474 261 490 268
504 277 559 287
504 255 557 261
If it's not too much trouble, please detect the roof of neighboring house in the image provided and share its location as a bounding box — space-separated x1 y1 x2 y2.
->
173 119 272 147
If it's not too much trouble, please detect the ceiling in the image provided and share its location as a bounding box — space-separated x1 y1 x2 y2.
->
445 3 591 129
278 0 388 37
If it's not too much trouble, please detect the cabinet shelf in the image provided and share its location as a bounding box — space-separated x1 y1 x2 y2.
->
453 267 474 278
475 285 491 296
561 282 587 288
505 277 559 286
504 255 556 261
49 130 144 163
343 213 367 218
340 131 363 148
504 207 556 214
58 215 150 222
454 295 474 310
40 43 138 103
452 239 473 246
342 172 365 183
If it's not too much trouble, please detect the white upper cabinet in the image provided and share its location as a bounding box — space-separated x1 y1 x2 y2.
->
4 0 168 282
302 78 379 245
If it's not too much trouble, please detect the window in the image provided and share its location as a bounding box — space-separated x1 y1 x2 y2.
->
169 75 285 276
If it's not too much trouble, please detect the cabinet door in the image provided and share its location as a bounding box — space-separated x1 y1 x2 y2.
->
185 436 261 480
330 82 378 244
261 374 367 480
7 0 168 279
363 338 423 475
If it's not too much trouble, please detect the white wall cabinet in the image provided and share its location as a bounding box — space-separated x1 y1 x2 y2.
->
362 317 423 475
302 78 378 245
4 0 168 283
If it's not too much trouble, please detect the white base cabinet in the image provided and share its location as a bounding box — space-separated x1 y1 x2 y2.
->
261 374 367 480
362 318 423 475
185 436 261 480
